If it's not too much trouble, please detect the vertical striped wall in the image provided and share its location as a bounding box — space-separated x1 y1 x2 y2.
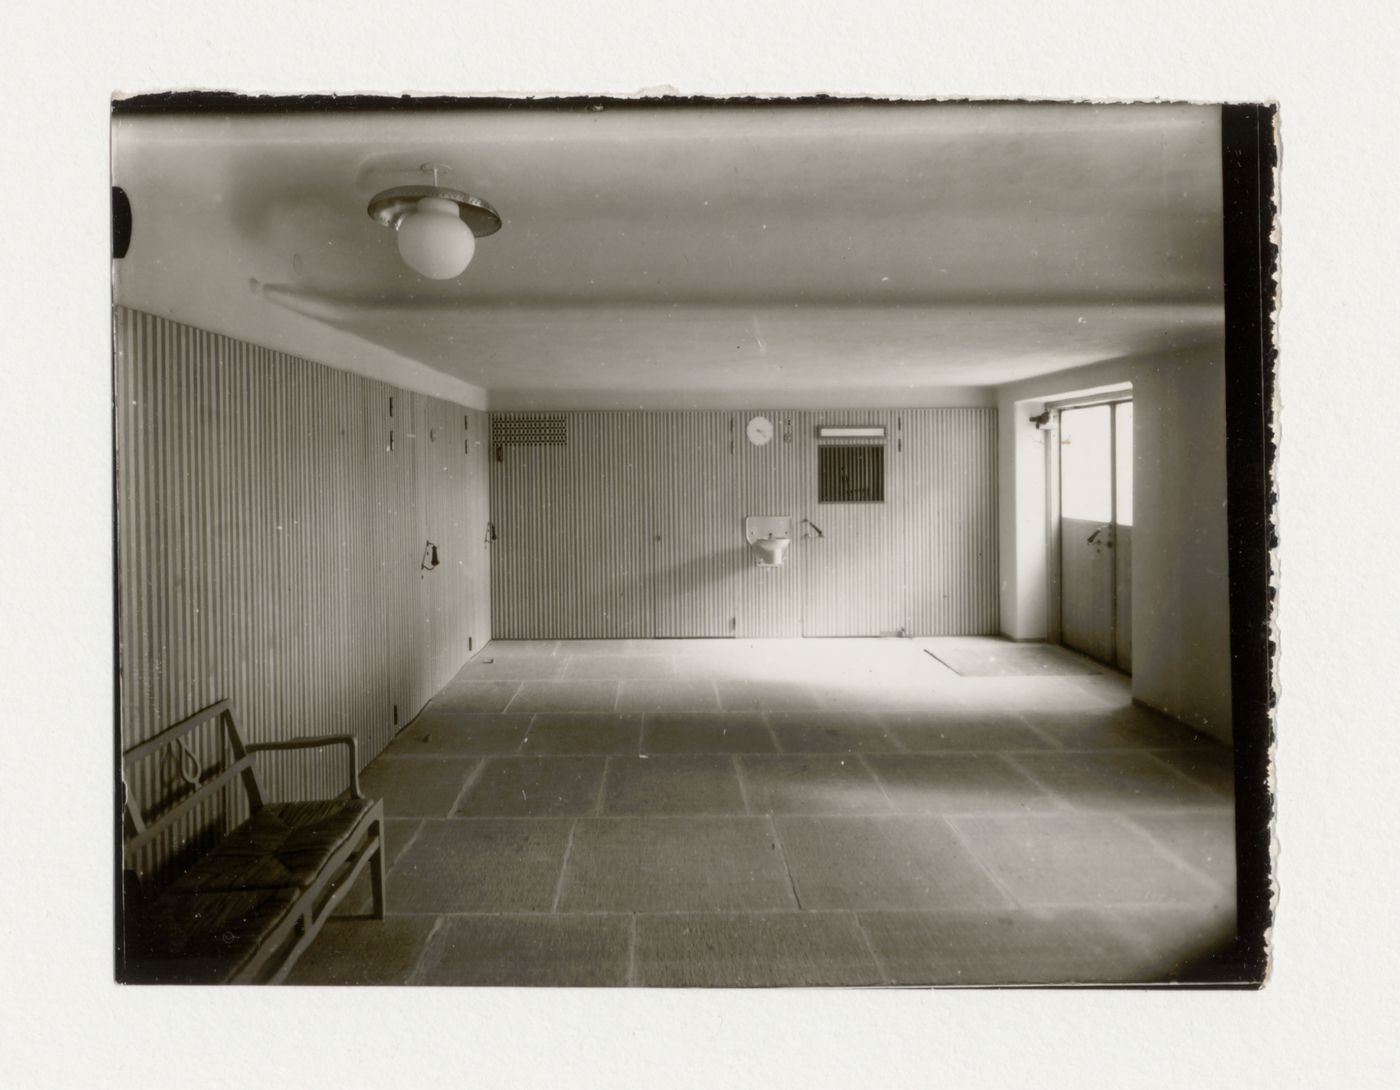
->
115 307 491 881
490 408 997 638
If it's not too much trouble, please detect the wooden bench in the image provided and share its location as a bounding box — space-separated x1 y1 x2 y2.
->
121 699 386 984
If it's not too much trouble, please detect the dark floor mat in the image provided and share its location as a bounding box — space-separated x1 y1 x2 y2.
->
926 645 1100 677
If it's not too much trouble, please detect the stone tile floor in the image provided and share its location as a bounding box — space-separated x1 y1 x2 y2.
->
288 637 1237 988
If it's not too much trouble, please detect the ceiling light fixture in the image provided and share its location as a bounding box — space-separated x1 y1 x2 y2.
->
367 163 502 280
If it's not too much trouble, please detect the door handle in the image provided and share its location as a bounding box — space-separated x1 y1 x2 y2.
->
1086 527 1103 544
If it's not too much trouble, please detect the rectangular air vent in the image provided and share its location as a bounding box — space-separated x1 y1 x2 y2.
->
819 444 885 503
491 415 568 446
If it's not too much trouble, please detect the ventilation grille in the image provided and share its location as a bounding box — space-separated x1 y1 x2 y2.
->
819 444 885 503
492 415 568 446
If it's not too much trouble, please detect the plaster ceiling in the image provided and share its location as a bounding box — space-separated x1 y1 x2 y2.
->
112 101 1225 401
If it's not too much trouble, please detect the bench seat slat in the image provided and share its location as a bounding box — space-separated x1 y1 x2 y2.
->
166 799 377 895
130 886 302 985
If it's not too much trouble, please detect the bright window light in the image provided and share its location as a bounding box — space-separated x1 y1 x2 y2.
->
1059 404 1113 522
1115 401 1134 527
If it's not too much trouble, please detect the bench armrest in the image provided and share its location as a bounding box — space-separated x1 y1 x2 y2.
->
245 735 362 799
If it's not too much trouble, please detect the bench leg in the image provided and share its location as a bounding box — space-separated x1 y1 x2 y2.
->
369 822 386 920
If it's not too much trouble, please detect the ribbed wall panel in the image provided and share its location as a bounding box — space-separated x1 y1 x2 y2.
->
898 409 1000 634
572 412 652 637
490 441 568 637
489 408 998 640
115 308 491 883
650 412 738 636
490 412 651 638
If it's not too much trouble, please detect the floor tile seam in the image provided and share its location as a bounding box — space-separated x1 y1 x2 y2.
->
485 679 525 712
1091 909 1188 960
760 712 784 754
626 914 639 987
998 752 1076 812
1112 748 1220 782
714 684 734 714
1104 812 1230 896
366 751 491 764
410 813 782 823
403 915 450 986
743 750 893 762
594 757 611 816
1066 674 1130 707
1104 803 1236 816
600 805 756 818
517 712 541 752
1012 712 1067 749
395 906 1066 927
731 754 754 816
579 805 1087 819
392 806 1231 824
1138 748 1234 798
1146 742 1233 759
445 757 491 817
550 819 580 912
379 907 880 919
848 905 1147 920
968 801 1236 820
868 719 902 752
850 912 894 985
765 815 805 911
1116 811 1237 897
404 814 591 824
938 813 1023 912
879 746 1087 756
854 752 897 810
875 713 912 753
1021 743 1210 755
373 750 533 760
384 820 427 877
1006 748 1229 807
994 893 1234 912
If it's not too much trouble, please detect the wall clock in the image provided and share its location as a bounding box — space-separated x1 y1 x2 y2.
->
746 415 774 446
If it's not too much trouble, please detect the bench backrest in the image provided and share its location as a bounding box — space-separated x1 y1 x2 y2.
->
122 699 266 860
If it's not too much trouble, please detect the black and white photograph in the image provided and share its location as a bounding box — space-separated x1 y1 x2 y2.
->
11 2 1400 1088
111 95 1273 988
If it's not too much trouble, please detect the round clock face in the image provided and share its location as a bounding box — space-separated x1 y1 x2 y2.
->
746 415 774 446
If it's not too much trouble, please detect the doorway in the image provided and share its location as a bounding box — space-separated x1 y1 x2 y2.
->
1055 398 1133 670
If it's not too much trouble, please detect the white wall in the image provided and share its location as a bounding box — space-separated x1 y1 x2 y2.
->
996 340 1233 741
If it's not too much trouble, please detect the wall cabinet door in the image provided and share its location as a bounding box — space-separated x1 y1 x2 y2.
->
648 412 738 638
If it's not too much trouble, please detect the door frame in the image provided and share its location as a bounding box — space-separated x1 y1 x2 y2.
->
1044 389 1133 667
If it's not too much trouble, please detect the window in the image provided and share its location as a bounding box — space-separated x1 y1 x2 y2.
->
1059 404 1112 522
818 445 885 503
1114 400 1133 527
1057 399 1132 525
